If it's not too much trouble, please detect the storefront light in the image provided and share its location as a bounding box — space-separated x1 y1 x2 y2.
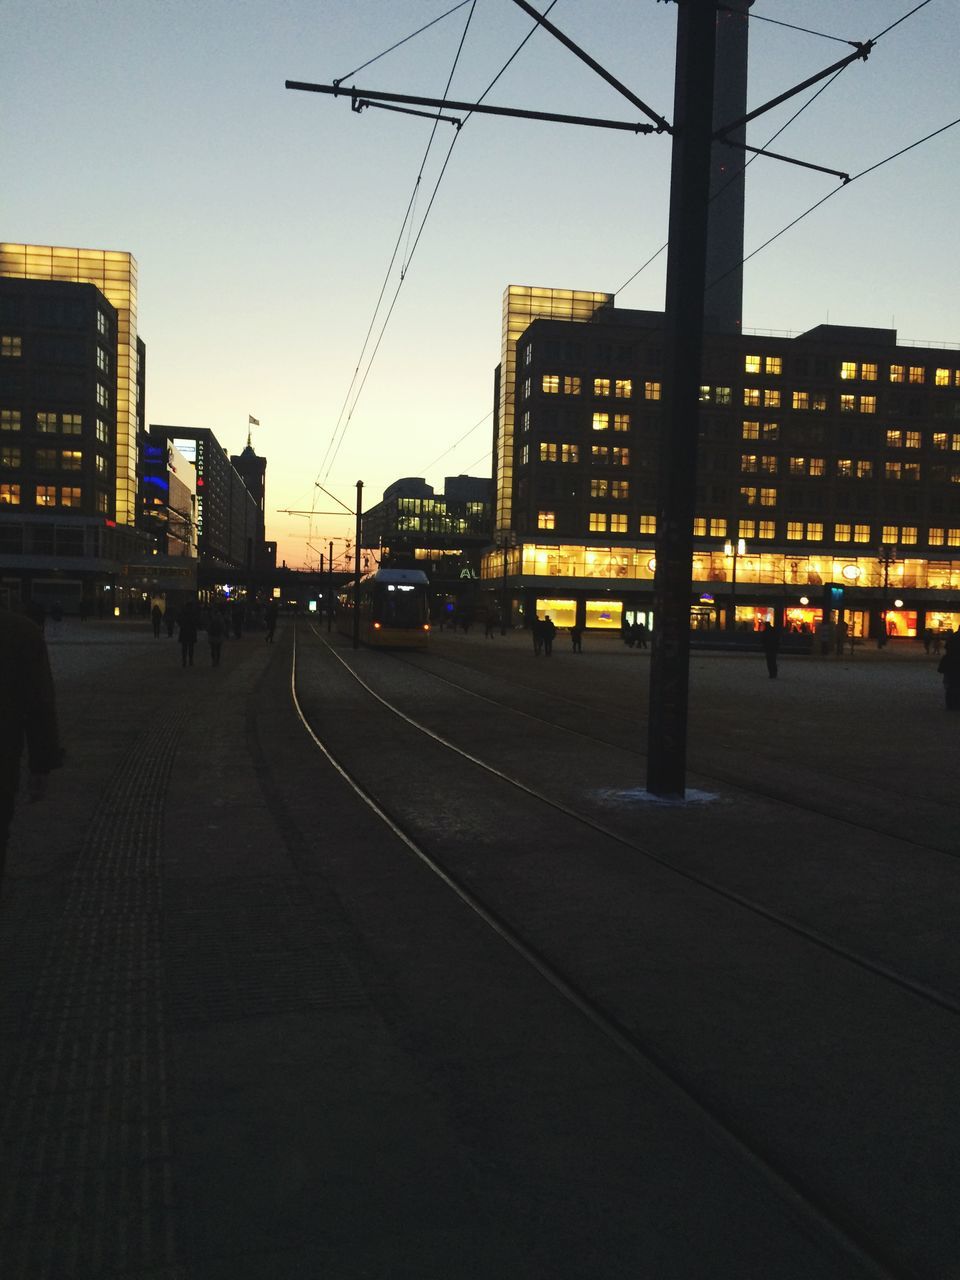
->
894 598 904 608
841 564 861 582
800 596 809 606
647 557 656 572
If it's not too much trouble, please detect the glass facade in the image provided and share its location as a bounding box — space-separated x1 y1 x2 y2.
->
0 243 139 525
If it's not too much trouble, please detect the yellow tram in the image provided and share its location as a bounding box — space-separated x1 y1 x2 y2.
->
337 568 431 649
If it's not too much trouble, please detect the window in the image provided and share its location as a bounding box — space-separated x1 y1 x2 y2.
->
560 443 579 463
889 364 905 383
758 520 775 539
935 368 951 387
591 446 609 464
950 529 960 547
1 335 22 358
835 523 851 542
613 413 630 432
644 381 661 401
837 459 853 477
96 491 109 514
904 463 921 482
860 395 876 414
905 431 921 448
740 486 757 506
522 410 530 433
711 517 727 537
61 450 82 471
60 486 82 508
901 526 918 545
840 394 856 413
764 389 781 408
590 479 609 498
540 442 558 462
542 374 560 394
589 512 608 532
594 378 611 398
610 513 628 533
520 444 529 464
742 421 759 440
592 412 609 432
523 344 532 366
96 347 109 373
97 311 107 336
854 524 871 543
789 456 805 475
693 517 707 536
639 514 656 534
765 356 782 375
563 375 581 395
882 524 898 543
808 522 823 541
36 485 57 507
809 457 825 476
96 384 109 408
0 482 20 504
761 421 779 440
523 378 531 398
0 446 20 468
786 521 803 540
862 362 878 381
933 432 948 450
1 409 21 431
812 393 828 412
737 519 753 539
740 455 757 473
886 429 902 448
611 480 630 500
61 413 82 435
612 447 630 466
908 366 925 384
840 361 858 380
792 391 809 410
537 510 555 530
760 455 778 474
96 454 108 476
615 379 632 398
715 386 731 406
885 462 901 480
856 460 873 479
743 388 761 407
744 355 761 374
929 527 945 545
36 412 57 434
36 448 56 469
760 488 776 507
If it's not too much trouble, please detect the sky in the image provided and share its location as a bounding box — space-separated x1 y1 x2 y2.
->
4 1 958 569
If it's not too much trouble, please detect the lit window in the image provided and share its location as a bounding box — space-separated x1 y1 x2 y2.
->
540 442 558 462
1 336 22 358
36 412 57 434
744 355 761 374
610 513 628 533
742 421 759 440
594 378 611 398
612 447 630 466
715 386 731 406
613 413 630 432
840 394 856 413
643 381 661 402
542 374 560 394
889 364 905 383
711 518 728 537
882 524 898 543
520 444 529 464
61 486 82 508
615 379 632 398
589 512 608 532
760 455 777 474
856 460 873 479
786 522 803 540
840 361 857 380
765 356 782 376
699 385 711 402
96 347 109 373
591 446 609 464
860 395 876 414
741 455 757 473
853 524 871 543
886 429 902 448
61 413 82 435
592 412 609 432
835 523 851 542
1 409 21 431
537 510 555 530
560 443 579 463
929 527 945 545
563 375 581 395
837 459 852 477
523 378 531 398
640 514 657 534
933 432 948 450
692 517 706 536
0 446 20 468
950 529 960 547
954 435 960 451
809 458 825 476
761 422 779 440
862 362 877 382
522 411 530 432
97 311 107 335
764 389 781 408
0 482 20 504
789 456 805 475
96 384 109 408
36 484 57 507
760 488 776 507
590 479 609 498
61 450 82 471
901 526 918 545
743 388 760 407
908 366 925 384
812 393 828 412
905 431 921 449
96 491 109 514
885 461 902 481
792 391 809 410
808 522 823 541
740 486 757 506
935 368 951 387
758 520 775 539
611 480 630 500
523 344 532 366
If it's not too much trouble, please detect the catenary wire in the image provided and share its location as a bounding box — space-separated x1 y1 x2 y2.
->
740 8 861 47
334 0 474 85
419 410 492 473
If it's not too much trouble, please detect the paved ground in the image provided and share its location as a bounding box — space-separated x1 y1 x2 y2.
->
0 616 955 1278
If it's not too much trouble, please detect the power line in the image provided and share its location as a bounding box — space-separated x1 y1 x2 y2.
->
333 0 474 85
420 410 492 473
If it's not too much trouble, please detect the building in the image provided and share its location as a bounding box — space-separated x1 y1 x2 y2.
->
483 288 960 638
231 440 275 570
0 260 148 611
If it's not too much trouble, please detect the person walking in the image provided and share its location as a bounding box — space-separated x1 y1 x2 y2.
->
178 602 198 668
531 617 544 656
569 625 582 653
1 607 63 890
264 600 279 643
937 628 960 711
542 615 557 657
761 621 780 679
151 603 163 638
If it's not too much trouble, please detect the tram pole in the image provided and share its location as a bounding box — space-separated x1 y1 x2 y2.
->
328 540 334 632
646 0 718 798
353 480 363 649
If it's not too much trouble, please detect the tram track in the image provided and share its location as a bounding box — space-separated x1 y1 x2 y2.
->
289 623 922 1280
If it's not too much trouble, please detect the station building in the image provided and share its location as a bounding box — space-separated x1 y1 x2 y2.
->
482 285 960 639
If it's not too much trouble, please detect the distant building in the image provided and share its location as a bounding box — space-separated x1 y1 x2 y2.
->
484 286 960 638
230 441 275 570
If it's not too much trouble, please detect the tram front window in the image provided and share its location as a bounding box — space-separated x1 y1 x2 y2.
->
376 584 426 627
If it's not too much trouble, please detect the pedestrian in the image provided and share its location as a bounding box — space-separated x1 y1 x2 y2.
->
635 621 649 649
165 607 176 638
484 612 497 639
1 607 63 889
542 615 557 656
569 625 582 653
532 617 544 656
760 620 780 679
151 603 163 638
922 627 933 655
835 619 848 656
937 628 960 711
933 631 943 656
264 600 279 643
207 608 226 667
178 602 198 668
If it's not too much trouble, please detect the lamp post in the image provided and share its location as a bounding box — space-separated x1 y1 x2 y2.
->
877 542 896 648
495 529 516 635
724 537 746 631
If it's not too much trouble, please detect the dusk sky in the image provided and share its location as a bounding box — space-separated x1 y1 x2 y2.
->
4 1 957 569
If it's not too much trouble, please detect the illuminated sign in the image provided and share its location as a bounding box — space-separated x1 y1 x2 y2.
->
173 438 197 464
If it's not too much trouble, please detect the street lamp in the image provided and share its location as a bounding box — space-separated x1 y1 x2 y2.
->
724 537 746 631
877 542 896 648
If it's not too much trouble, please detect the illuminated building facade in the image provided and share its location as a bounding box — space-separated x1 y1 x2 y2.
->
484 294 960 638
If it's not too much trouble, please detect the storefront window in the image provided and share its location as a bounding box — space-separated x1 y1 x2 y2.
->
585 600 622 630
535 598 576 628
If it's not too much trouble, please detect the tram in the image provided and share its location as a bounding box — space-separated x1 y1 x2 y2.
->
337 568 431 649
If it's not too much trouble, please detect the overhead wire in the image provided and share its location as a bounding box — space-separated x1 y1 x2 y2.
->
420 410 492 473
334 0 474 84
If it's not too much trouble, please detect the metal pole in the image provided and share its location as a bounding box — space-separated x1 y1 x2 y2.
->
353 481 363 649
328 540 333 632
500 536 510 635
646 0 718 799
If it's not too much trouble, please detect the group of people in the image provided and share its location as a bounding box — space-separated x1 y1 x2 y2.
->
151 598 280 667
